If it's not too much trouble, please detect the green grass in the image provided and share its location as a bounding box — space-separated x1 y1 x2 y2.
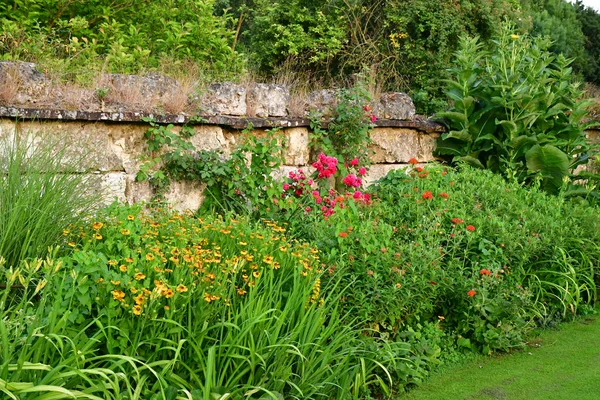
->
401 313 600 400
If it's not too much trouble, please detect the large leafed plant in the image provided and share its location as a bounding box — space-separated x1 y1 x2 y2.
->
435 24 597 193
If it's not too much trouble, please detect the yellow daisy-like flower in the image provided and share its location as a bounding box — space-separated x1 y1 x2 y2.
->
96 277 104 283
108 260 118 266
127 215 135 221
130 287 138 293
110 280 121 285
134 293 145 305
164 288 175 298
511 34 519 39
94 233 103 240
112 290 125 302
119 265 128 272
63 229 70 236
92 222 104 231
272 261 281 270
176 284 188 293
279 246 288 252
125 257 134 263
121 229 130 235
263 255 273 265
134 272 146 281
252 271 260 278
133 305 142 315
237 288 247 295
146 253 155 261
67 242 76 247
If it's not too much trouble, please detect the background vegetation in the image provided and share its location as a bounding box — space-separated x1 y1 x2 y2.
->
2 0 599 113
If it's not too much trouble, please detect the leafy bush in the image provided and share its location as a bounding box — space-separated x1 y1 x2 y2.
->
0 129 96 269
435 25 596 193
0 0 243 78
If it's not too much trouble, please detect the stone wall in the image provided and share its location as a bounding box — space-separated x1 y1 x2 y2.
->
0 108 443 210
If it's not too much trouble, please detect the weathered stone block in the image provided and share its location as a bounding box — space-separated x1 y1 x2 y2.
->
418 132 440 162
164 181 206 211
0 62 50 106
201 83 246 116
305 89 337 117
247 84 289 117
283 127 310 165
93 172 127 205
369 128 421 163
376 92 415 120
189 125 230 154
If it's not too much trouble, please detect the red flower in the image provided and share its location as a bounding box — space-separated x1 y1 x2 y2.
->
422 191 433 200
467 289 476 297
479 268 491 276
350 157 359 166
370 114 377 123
339 232 348 238
451 218 464 224
409 158 418 165
358 167 367 176
439 192 449 198
466 225 476 232
415 167 424 172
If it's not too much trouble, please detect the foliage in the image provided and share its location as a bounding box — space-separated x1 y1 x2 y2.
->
310 76 376 167
137 120 286 217
0 128 96 269
526 0 587 74
2 206 409 398
0 0 243 78
435 25 597 193
575 0 600 85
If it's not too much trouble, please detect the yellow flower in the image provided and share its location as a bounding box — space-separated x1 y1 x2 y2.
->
134 293 145 305
252 271 260 278
63 229 70 236
67 242 76 247
125 257 134 263
237 288 247 295
92 222 104 231
121 229 131 235
511 34 519 39
133 305 142 315
134 272 146 281
96 277 104 283
110 280 121 285
263 255 273 265
130 287 138 293
127 215 135 221
272 261 280 270
279 246 288 252
119 265 128 272
112 290 125 302
94 233 103 240
164 305 170 310
164 288 175 298
108 260 118 266
146 253 155 261
176 284 188 293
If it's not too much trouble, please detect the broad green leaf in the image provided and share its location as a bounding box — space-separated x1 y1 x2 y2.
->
525 144 569 193
457 155 484 169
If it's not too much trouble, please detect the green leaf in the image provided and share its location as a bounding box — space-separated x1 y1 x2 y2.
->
525 144 569 193
457 155 485 169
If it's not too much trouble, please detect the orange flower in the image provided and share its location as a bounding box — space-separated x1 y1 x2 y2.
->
479 268 491 276
92 222 104 231
466 225 476 232
421 191 433 200
409 158 418 165
339 232 348 238
467 289 476 297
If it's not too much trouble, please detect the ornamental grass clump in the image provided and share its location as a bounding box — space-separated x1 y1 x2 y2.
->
0 129 96 269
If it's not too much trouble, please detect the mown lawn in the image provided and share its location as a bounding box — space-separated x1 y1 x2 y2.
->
402 313 600 400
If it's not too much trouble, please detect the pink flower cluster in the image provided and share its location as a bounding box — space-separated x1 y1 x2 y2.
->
282 153 372 219
312 153 338 179
363 105 377 123
282 169 313 197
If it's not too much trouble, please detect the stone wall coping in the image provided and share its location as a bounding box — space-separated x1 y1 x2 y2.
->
0 106 445 134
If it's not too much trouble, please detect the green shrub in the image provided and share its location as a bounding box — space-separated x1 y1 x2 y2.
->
435 24 596 193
